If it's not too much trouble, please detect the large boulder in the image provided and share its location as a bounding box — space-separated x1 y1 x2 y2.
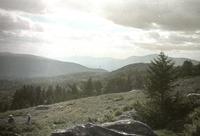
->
102 119 157 136
51 123 137 136
51 119 157 136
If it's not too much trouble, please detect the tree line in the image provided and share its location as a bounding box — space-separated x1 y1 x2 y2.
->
9 74 142 110
10 79 102 110
2 57 200 111
178 60 200 77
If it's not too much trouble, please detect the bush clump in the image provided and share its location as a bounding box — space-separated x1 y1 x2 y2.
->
184 108 200 136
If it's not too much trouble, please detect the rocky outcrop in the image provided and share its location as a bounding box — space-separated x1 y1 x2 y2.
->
102 119 157 136
35 105 50 110
51 119 157 136
187 93 200 105
115 110 137 120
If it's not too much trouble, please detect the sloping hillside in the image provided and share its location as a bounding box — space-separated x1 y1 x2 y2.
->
107 63 148 78
67 54 199 71
0 53 106 79
0 90 144 136
125 54 199 66
1 76 200 136
174 76 200 94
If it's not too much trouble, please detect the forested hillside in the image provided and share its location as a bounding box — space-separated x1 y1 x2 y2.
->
0 53 106 79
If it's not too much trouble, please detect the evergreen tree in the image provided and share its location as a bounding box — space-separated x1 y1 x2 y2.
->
35 86 42 105
84 78 94 96
194 63 200 76
104 76 132 93
69 83 79 99
55 85 63 102
46 86 54 104
133 71 145 89
146 52 176 106
93 80 103 95
181 60 193 77
126 75 132 91
135 52 178 128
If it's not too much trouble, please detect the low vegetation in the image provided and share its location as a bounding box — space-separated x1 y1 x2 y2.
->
0 91 144 136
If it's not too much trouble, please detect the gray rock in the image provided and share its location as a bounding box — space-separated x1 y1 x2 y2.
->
35 105 50 110
115 110 137 120
102 119 157 136
187 93 200 105
51 124 138 136
51 119 157 136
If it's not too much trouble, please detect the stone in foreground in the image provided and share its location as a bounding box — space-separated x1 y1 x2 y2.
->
102 119 157 136
51 119 157 136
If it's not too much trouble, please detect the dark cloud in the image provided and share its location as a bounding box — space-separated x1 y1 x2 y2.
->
137 43 200 51
104 0 200 31
0 0 47 14
148 32 200 44
167 34 200 44
58 0 93 12
0 44 42 55
132 30 200 51
0 11 44 32
0 31 45 44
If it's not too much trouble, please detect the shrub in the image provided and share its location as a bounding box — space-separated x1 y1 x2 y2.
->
122 105 133 112
134 101 165 129
134 93 194 131
87 117 98 123
184 108 200 136
102 112 115 122
155 130 178 136
114 110 123 116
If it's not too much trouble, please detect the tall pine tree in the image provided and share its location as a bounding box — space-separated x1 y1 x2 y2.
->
146 52 176 107
135 52 178 129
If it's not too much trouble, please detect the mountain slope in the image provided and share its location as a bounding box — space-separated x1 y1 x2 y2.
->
66 54 199 71
106 63 148 79
0 53 106 79
0 90 144 136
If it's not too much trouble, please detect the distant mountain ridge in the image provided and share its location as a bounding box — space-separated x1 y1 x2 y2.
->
66 54 199 71
0 52 107 79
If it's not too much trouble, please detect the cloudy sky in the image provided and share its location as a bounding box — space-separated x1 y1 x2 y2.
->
0 0 200 60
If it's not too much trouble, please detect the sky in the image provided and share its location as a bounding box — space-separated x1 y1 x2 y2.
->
0 0 200 60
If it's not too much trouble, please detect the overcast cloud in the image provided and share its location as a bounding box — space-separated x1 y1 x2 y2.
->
0 0 199 60
0 0 47 14
104 0 200 31
0 10 44 31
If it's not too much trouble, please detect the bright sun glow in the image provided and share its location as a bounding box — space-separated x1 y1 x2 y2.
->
0 0 200 60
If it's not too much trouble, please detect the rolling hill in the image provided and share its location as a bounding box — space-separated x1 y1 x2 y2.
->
66 54 199 71
108 63 148 77
0 90 145 136
101 63 149 81
0 53 107 79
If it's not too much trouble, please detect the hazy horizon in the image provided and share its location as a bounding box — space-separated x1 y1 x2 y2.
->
1 51 200 62
0 0 200 60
